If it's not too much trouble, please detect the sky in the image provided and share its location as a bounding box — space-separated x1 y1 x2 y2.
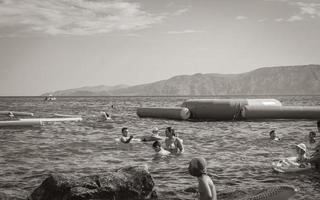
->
0 0 320 96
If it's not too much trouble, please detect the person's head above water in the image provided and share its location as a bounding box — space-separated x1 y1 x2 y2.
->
309 131 316 138
188 157 208 177
152 141 161 152
269 130 276 139
296 143 307 154
122 127 128 136
152 127 159 134
165 127 175 137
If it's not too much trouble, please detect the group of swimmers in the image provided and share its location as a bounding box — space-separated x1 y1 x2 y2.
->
269 120 320 169
119 126 216 199
119 126 184 154
118 120 320 200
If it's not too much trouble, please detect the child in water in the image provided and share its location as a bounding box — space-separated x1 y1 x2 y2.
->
152 141 170 156
142 127 162 142
188 157 217 200
269 130 280 141
120 127 133 143
295 143 308 163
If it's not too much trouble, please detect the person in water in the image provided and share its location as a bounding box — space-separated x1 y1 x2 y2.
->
295 143 308 163
306 143 320 170
142 127 162 142
120 127 133 144
8 112 15 119
269 130 280 141
309 131 316 144
164 127 184 153
188 157 217 200
100 111 111 121
152 141 170 156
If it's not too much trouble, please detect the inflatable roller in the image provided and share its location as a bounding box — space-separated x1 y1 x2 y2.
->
137 107 190 120
181 99 281 120
0 120 42 127
19 117 83 122
0 111 34 117
242 105 320 119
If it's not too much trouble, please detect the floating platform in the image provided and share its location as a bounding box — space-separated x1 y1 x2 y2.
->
137 107 190 120
0 120 42 127
181 99 282 120
242 105 320 120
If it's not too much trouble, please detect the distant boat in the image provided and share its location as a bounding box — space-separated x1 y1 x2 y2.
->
44 95 56 101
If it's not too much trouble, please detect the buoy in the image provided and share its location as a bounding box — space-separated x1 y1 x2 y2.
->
242 105 320 119
137 107 190 120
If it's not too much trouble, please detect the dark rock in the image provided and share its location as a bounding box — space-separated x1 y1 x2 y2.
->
27 166 157 200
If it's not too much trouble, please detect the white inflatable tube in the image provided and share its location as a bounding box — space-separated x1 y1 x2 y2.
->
53 113 81 118
182 99 282 120
137 107 191 120
272 157 312 173
19 117 83 122
0 111 34 117
0 120 42 127
242 105 320 119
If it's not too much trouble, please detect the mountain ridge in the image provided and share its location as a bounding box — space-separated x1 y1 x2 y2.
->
43 64 320 96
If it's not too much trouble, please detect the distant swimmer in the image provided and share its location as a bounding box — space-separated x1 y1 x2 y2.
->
120 127 134 144
188 157 217 200
152 141 170 156
100 111 111 121
309 131 316 144
269 130 280 141
141 127 162 142
8 112 15 119
164 127 184 153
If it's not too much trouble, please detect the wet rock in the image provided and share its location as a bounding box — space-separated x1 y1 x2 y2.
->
27 166 157 200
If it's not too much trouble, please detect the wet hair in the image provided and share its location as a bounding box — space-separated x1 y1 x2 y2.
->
152 141 161 148
121 127 128 133
269 130 275 136
166 127 176 136
310 131 316 137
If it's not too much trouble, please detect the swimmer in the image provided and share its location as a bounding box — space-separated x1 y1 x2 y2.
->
306 143 320 170
164 127 184 153
309 131 316 144
8 112 15 119
120 127 133 144
100 111 111 121
269 130 280 141
295 143 308 163
188 157 217 200
142 127 162 142
152 141 170 156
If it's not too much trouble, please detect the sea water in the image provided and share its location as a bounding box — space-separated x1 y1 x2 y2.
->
0 96 320 200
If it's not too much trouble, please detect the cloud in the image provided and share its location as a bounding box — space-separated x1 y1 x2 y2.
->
258 18 268 22
167 29 204 34
295 2 320 18
172 8 189 16
235 16 248 20
0 0 166 36
287 15 303 22
275 18 284 22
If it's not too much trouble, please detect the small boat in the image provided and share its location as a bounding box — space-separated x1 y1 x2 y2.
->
44 95 56 101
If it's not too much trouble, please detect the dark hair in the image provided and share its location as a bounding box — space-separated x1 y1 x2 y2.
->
166 127 175 136
269 130 275 136
317 120 320 128
121 127 128 133
152 141 161 148
310 131 316 137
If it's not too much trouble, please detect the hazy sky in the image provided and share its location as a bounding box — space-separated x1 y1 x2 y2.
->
0 0 320 96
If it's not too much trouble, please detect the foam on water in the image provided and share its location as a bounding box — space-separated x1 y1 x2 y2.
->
0 96 320 200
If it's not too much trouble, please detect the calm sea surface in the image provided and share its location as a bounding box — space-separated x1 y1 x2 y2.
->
0 96 320 200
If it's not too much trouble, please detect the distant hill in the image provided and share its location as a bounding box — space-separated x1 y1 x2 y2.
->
42 85 129 96
43 65 320 96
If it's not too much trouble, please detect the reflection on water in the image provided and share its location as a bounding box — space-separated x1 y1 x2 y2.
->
0 96 320 200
